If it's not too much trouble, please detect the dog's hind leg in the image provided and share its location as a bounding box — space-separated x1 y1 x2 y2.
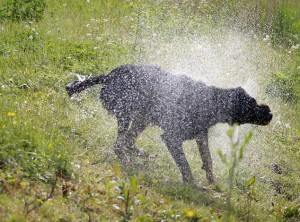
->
196 131 215 184
114 117 131 164
125 120 147 157
162 133 194 183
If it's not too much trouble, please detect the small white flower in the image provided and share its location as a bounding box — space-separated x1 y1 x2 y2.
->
113 204 120 210
29 35 33 40
263 35 270 41
117 196 124 200
134 198 141 204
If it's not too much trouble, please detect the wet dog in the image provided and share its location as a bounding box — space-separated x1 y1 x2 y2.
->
66 64 272 184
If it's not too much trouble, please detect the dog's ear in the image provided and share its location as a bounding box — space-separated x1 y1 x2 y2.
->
236 87 246 95
236 87 253 101
231 87 246 102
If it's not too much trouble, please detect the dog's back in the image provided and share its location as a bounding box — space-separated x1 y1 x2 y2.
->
100 64 163 120
100 65 205 122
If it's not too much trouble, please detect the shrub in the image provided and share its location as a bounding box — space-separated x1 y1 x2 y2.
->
0 0 46 22
267 58 300 102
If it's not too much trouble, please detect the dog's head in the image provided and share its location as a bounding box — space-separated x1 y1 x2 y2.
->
230 87 272 126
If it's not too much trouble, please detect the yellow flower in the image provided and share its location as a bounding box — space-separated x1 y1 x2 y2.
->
20 181 30 187
185 209 196 218
13 121 17 125
7 112 16 117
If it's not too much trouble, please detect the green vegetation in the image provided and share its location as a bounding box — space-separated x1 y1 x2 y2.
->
0 0 299 221
0 0 46 22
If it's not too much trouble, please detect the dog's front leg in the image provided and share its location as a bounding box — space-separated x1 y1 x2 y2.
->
162 134 194 183
196 131 215 184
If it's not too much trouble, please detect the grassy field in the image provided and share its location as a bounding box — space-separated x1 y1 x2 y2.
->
0 0 300 221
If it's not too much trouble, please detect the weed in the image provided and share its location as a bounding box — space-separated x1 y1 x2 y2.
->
218 125 253 221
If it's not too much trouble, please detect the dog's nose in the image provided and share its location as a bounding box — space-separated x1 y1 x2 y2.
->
270 112 273 118
267 112 273 122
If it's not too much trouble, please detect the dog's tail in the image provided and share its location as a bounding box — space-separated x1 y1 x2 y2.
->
66 74 108 97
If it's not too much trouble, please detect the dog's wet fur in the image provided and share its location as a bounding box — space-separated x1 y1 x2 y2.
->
66 64 272 184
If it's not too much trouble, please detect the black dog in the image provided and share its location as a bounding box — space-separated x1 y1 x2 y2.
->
66 64 272 184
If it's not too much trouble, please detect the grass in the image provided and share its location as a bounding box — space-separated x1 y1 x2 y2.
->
0 0 300 221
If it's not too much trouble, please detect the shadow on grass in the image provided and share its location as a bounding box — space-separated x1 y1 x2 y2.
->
90 148 225 210
152 180 224 209
123 160 225 210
